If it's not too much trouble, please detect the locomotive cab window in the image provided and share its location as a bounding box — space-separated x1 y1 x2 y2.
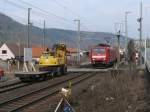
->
42 52 50 58
93 48 105 54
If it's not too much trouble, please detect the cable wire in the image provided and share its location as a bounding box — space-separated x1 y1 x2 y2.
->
18 0 74 24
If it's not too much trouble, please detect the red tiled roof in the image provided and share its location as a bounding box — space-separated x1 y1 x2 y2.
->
67 48 78 53
32 47 45 58
32 47 49 58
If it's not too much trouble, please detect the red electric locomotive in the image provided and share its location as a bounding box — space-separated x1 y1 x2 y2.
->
90 44 117 66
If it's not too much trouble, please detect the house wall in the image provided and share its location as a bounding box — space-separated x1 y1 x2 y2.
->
0 44 15 60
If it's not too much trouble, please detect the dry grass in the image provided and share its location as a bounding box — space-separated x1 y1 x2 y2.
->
73 68 149 112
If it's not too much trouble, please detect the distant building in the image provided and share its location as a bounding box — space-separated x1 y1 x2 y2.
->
0 43 25 61
67 48 78 56
66 48 89 65
134 39 150 49
32 47 47 61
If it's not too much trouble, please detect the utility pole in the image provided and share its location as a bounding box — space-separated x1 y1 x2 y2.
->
114 22 124 34
27 8 31 48
125 11 131 62
43 20 46 50
74 19 80 65
17 37 21 70
116 30 121 68
145 38 147 65
137 1 143 65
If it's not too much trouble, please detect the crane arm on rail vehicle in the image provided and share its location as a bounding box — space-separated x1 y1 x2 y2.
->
39 43 67 75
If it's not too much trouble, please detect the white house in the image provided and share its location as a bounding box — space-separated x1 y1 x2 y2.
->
0 43 15 60
0 43 24 61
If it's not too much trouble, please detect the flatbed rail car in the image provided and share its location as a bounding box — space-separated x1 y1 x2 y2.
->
90 44 117 66
15 43 67 81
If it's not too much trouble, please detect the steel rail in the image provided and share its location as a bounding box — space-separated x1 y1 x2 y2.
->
0 72 93 112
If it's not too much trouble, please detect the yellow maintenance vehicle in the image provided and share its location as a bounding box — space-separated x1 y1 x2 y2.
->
39 43 67 75
15 43 67 81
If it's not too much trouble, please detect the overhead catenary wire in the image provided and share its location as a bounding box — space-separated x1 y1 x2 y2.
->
17 0 75 24
3 0 74 27
19 0 90 31
0 10 45 28
52 0 95 31
52 0 80 18
2 0 91 32
4 0 27 10
2 0 76 28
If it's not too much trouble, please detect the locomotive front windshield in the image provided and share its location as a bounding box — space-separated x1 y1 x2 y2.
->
42 52 53 58
42 53 49 58
93 48 105 54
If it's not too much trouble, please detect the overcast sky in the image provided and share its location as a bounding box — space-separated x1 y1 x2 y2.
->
0 0 150 39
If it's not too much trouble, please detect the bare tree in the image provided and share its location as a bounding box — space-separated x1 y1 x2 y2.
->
127 40 135 70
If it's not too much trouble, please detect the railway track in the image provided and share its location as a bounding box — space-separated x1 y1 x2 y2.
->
0 72 74 94
0 72 96 112
0 82 31 94
0 80 21 89
0 72 80 94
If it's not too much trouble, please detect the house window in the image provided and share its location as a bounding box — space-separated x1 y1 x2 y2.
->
2 50 7 54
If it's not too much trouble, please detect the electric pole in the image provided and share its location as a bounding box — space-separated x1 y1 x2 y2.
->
43 20 46 50
145 38 147 65
74 19 80 65
27 8 31 48
114 22 124 34
125 11 131 62
140 1 143 56
137 1 143 64
116 30 121 68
